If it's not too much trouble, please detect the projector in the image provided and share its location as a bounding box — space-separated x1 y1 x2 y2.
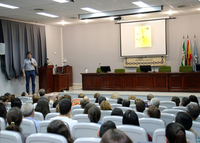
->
114 16 122 21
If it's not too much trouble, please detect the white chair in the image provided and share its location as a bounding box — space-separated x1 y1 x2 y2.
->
71 123 100 139
21 119 37 135
71 109 84 117
34 112 44 121
143 108 148 116
0 117 6 130
110 104 122 109
102 116 123 125
74 138 101 143
117 125 148 143
18 97 29 103
100 110 112 121
162 109 184 116
139 118 166 137
0 130 24 143
192 121 200 137
72 105 81 110
159 105 168 111
117 107 133 113
172 106 186 111
95 103 99 106
136 112 145 118
130 104 136 109
25 100 33 104
160 113 175 125
26 133 68 143
186 130 197 143
7 102 11 110
38 120 51 133
160 101 176 109
197 115 200 122
73 114 90 123
107 99 117 104
45 113 59 120
130 100 135 105
50 108 56 113
89 98 96 103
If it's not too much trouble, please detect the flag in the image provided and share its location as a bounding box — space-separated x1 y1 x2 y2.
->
181 40 187 66
193 38 199 71
187 39 192 65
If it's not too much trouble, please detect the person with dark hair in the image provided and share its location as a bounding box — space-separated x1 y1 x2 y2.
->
80 99 89 109
165 123 188 143
94 93 100 99
11 98 22 109
136 100 145 112
181 97 190 107
123 110 152 141
189 95 199 105
35 98 50 118
88 106 101 124
111 108 123 116
53 100 59 108
99 96 106 106
22 51 37 94
186 102 200 121
9 94 15 102
47 120 74 143
98 121 116 137
0 100 7 120
6 107 27 142
4 92 11 97
101 129 132 143
78 93 85 98
171 96 180 106
51 99 78 131
39 88 45 97
147 106 161 119
21 92 29 97
0 96 9 106
117 98 123 104
122 99 130 107
83 103 95 114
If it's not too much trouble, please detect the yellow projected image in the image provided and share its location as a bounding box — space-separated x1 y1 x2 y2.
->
135 25 152 48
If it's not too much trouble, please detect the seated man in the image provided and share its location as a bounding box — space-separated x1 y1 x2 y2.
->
11 98 22 109
181 97 190 107
39 88 46 97
97 121 116 137
51 99 78 131
186 102 200 121
122 99 130 107
98 96 106 106
147 106 161 119
136 100 145 113
21 103 40 132
80 99 89 109
150 98 160 108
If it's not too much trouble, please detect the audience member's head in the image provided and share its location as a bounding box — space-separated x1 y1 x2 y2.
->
136 100 145 112
100 101 112 110
111 93 120 99
94 93 100 99
6 107 22 133
83 103 95 114
35 98 50 118
99 121 116 137
111 108 123 116
181 97 190 107
0 100 7 120
99 96 106 105
88 106 101 123
117 98 123 104
39 88 46 96
123 110 139 126
32 94 40 104
53 100 59 108
122 99 130 107
186 102 200 120
47 120 74 143
63 94 72 101
49 94 56 102
4 92 11 97
101 129 132 143
165 123 187 143
150 98 160 108
21 92 28 97
135 98 142 104
59 99 71 116
21 103 34 118
175 112 192 130
11 98 22 109
78 93 85 98
128 95 136 100
80 100 89 109
147 106 161 118
189 95 199 104
9 94 15 102
171 96 180 106
0 96 9 106
83 96 89 102
147 94 154 101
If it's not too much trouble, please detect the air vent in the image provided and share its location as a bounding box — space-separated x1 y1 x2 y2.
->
177 5 186 8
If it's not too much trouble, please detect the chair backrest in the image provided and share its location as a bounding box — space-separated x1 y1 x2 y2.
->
159 66 171 72
71 109 84 117
0 117 6 130
7 102 11 110
186 130 197 143
160 101 176 109
71 123 100 139
160 113 175 125
159 105 168 111
107 99 117 104
130 104 136 108
136 112 145 118
179 66 193 72
50 108 56 113
26 133 68 143
110 104 122 109
25 100 33 104
143 108 148 116
73 114 90 123
74 138 101 143
139 118 166 137
117 125 148 142
18 97 29 103
0 130 24 143
172 106 186 111
89 98 96 103
72 105 81 110
95 103 99 106
21 119 37 135
38 120 51 133
192 121 200 137
114 69 125 73
162 109 184 116
34 112 44 121
102 116 123 125
136 67 141 72
100 110 112 121
117 107 133 113
45 113 60 120
130 100 135 105
197 115 200 122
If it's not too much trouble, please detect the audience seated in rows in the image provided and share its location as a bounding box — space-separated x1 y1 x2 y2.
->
186 102 200 121
11 98 22 109
150 98 160 108
0 100 7 120
128 95 136 100
100 101 112 110
80 99 89 109
83 103 95 114
189 95 199 105
122 99 130 107
117 98 123 104
39 88 46 97
32 94 40 104
147 106 161 119
99 96 106 106
35 98 50 118
21 92 29 97
78 93 85 98
181 97 190 107
171 96 180 106
111 108 123 116
88 106 101 124
110 93 120 99
136 100 145 113
98 121 116 137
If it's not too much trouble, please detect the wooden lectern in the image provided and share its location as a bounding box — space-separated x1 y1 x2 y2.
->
57 66 73 86
53 73 69 92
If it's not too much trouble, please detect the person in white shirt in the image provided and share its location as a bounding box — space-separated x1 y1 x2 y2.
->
51 99 77 131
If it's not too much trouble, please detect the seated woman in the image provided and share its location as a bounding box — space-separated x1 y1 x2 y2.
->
0 100 7 120
111 108 123 116
35 98 50 118
88 106 101 124
123 110 152 141
147 106 161 119
171 96 180 106
100 101 112 110
166 123 189 143
47 120 74 143
6 107 27 142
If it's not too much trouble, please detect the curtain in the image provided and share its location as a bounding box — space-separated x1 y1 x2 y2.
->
1 19 47 80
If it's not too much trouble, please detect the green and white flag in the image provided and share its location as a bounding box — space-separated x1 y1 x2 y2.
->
181 40 187 66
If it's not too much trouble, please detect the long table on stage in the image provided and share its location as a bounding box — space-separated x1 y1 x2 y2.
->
81 72 200 92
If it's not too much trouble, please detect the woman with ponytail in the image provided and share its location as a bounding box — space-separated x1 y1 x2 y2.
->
88 106 101 124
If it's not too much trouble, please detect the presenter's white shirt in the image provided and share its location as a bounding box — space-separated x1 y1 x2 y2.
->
50 116 78 131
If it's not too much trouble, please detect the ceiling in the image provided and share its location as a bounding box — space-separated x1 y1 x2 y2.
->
0 0 200 26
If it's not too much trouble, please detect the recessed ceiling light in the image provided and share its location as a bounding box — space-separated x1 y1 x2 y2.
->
164 10 177 15
132 1 150 8
37 12 59 18
58 20 69 25
0 3 19 9
81 19 92 23
52 0 69 3
81 7 101 13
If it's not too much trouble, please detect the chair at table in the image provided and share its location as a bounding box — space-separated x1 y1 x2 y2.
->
160 113 175 125
21 119 37 135
114 69 125 73
179 66 193 72
74 138 101 143
160 101 176 109
0 130 24 143
73 114 90 123
45 113 59 120
159 66 171 72
38 120 51 133
102 116 123 126
0 117 6 130
34 112 44 121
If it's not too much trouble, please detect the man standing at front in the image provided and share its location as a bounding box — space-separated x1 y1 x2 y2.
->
22 51 37 95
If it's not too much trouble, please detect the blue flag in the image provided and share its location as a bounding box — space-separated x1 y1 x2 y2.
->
193 39 199 71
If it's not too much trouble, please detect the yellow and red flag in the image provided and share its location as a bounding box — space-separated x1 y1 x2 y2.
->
187 39 192 65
